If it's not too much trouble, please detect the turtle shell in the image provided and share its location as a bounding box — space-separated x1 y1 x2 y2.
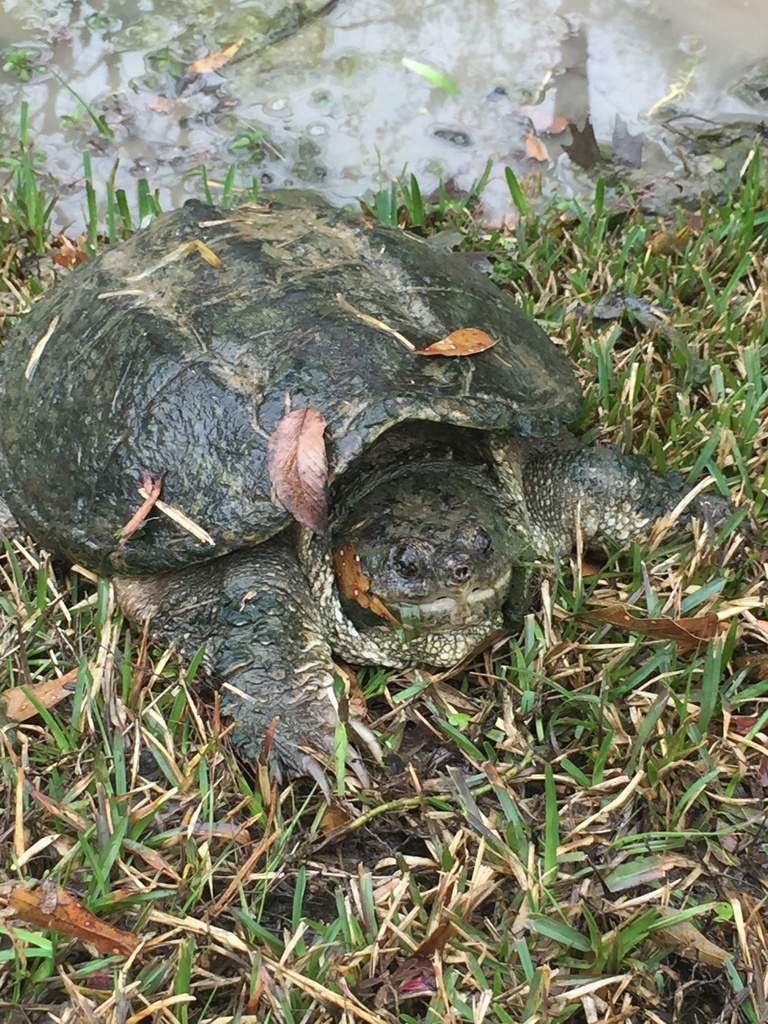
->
0 198 582 574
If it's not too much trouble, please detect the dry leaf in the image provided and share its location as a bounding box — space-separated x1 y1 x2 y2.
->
186 37 245 74
333 543 401 624
414 327 498 357
412 920 455 957
267 406 329 533
524 131 549 162
583 604 722 651
0 669 78 722
334 659 368 719
319 804 352 835
653 915 728 967
51 234 89 269
119 471 164 547
10 880 139 957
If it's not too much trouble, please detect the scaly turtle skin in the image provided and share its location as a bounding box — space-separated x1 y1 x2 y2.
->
0 198 724 790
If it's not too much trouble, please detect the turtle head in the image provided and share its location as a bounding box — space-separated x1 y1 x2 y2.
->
333 463 518 633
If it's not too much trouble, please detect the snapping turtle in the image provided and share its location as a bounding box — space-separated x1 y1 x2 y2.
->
0 199 725 788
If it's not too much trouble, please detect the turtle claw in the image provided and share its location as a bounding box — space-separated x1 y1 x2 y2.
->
268 713 381 799
348 716 384 765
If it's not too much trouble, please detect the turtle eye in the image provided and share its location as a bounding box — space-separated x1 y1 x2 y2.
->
391 541 422 579
470 527 493 555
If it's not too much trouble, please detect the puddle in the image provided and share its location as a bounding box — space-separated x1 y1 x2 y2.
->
1 0 768 229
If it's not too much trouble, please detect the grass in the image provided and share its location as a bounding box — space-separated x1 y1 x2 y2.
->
0 113 766 1024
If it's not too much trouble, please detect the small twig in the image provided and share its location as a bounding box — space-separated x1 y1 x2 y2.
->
336 292 416 351
119 472 164 548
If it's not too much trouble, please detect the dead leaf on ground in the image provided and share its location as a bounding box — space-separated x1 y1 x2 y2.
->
319 803 353 835
186 37 245 74
414 327 498 357
0 669 78 723
524 131 549 162
51 235 89 270
582 604 722 650
267 406 329 533
334 659 368 719
653 915 728 967
333 543 401 624
10 880 139 957
412 920 455 957
119 471 164 547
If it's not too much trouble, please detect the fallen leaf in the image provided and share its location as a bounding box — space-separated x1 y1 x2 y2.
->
729 714 760 734
186 37 245 74
0 670 78 722
333 543 401 625
414 327 498 357
582 604 722 650
334 659 368 720
267 406 329 533
319 804 352 834
10 880 139 957
524 131 549 162
51 234 89 269
412 920 455 957
653 915 728 967
119 471 164 547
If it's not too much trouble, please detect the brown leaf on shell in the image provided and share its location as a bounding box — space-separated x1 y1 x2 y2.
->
267 406 329 533
582 604 722 651
10 880 139 957
0 669 77 723
186 37 245 74
414 327 498 357
333 543 401 625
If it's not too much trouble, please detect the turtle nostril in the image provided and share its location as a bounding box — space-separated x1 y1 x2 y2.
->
451 563 472 585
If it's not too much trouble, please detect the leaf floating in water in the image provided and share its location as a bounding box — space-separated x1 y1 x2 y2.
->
524 131 549 163
267 406 329 533
187 37 245 74
414 328 499 357
401 58 460 95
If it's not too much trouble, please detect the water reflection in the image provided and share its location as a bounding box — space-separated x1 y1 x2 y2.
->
1 0 767 228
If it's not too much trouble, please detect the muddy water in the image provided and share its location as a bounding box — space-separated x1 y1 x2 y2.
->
1 0 768 229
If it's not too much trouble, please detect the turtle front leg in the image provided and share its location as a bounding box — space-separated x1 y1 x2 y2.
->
116 539 381 796
499 441 734 556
